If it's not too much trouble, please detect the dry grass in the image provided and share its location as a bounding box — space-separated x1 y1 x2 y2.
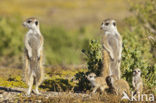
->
0 67 155 102
3 91 155 103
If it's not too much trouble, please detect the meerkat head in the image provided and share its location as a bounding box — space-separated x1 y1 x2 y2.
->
86 73 96 82
133 68 141 77
100 18 117 33
23 17 39 30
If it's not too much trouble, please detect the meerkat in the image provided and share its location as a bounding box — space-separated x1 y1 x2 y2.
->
23 17 44 95
106 75 130 95
132 68 143 95
101 48 110 78
86 73 108 93
100 19 122 79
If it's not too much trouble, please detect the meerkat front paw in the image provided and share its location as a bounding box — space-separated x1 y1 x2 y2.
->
37 51 41 60
118 55 121 62
118 59 121 62
110 53 114 61
37 55 40 60
28 51 32 59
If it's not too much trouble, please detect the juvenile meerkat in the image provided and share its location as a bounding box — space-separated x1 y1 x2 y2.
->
100 19 122 79
106 75 130 95
132 68 143 95
23 17 44 95
86 73 108 93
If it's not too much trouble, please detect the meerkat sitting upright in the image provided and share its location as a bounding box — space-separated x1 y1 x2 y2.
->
132 68 143 95
23 17 44 95
106 75 130 95
100 19 122 80
86 73 108 93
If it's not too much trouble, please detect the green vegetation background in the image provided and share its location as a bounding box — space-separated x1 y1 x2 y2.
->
0 0 155 94
0 0 131 66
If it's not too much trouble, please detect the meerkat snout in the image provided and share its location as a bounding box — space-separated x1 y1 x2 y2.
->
133 68 141 76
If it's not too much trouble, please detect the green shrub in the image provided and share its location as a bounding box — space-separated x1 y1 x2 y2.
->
130 0 156 59
74 40 102 91
0 76 27 88
82 40 102 76
75 22 156 92
0 16 24 67
41 78 73 92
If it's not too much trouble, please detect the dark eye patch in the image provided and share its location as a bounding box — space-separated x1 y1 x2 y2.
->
113 22 116 26
105 23 109 26
27 20 32 23
35 21 38 25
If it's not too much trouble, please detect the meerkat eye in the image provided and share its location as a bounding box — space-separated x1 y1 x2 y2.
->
27 20 32 23
35 21 38 25
113 22 116 26
105 23 109 26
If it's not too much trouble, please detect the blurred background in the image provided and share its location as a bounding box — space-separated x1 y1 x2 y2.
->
0 0 155 98
0 0 131 67
0 0 155 68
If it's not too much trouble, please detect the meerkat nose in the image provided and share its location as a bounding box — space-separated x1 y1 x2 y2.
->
23 22 27 27
23 23 25 27
100 27 103 30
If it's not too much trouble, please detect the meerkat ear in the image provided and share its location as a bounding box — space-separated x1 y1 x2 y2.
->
35 21 38 26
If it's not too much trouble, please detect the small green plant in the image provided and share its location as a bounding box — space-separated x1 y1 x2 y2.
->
41 78 73 92
74 40 102 91
82 40 102 76
0 76 27 88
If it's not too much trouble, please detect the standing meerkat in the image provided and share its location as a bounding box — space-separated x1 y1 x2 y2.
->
86 73 108 93
100 19 122 79
23 17 44 95
106 75 130 95
132 68 143 95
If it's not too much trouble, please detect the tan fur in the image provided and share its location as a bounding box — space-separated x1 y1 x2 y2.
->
101 19 122 79
101 39 110 78
87 73 108 93
106 75 130 95
132 68 143 95
23 17 44 95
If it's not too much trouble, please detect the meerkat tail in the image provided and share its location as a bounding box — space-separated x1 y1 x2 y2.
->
37 52 44 85
24 54 29 85
101 49 110 78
